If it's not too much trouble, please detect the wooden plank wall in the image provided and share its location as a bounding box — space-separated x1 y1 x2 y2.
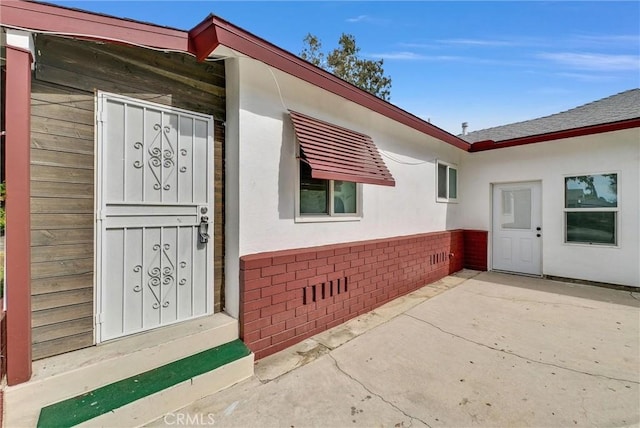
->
30 35 226 360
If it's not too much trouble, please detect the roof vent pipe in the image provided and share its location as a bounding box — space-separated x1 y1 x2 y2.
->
461 122 468 135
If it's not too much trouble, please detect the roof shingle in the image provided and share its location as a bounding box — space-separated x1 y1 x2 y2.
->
462 89 640 143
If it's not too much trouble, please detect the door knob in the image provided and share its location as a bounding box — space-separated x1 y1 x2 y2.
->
536 227 541 231
536 234 541 237
199 215 210 243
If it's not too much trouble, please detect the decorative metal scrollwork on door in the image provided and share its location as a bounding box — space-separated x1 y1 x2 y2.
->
179 261 187 286
132 242 190 310
133 123 188 191
133 265 143 293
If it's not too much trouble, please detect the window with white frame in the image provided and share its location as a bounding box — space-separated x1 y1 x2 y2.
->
289 111 394 221
298 160 360 218
564 173 618 245
436 161 458 202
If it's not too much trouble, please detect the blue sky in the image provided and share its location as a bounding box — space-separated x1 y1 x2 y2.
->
48 1 639 135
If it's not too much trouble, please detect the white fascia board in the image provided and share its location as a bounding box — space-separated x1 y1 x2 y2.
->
5 29 35 69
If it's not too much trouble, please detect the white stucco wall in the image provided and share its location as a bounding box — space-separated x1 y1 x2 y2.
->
457 129 640 287
224 57 241 317
232 56 464 257
222 52 639 317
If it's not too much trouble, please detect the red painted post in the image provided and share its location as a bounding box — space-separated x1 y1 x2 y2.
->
5 45 33 385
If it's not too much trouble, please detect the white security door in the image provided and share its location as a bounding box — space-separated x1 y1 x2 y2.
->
96 92 214 342
492 182 542 276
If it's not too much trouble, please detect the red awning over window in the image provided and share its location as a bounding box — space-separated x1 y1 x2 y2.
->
290 110 395 187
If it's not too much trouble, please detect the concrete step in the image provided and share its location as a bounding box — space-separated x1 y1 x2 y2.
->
81 352 253 427
39 340 254 427
5 313 253 427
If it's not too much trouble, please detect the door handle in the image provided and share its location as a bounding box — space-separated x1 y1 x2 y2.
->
536 227 541 231
199 215 210 244
536 234 541 237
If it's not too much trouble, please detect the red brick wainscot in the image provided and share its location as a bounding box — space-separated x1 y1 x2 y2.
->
239 229 487 359
463 230 488 271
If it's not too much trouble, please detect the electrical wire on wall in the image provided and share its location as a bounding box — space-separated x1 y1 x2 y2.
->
262 59 434 167
204 56 238 62
266 65 289 112
379 150 434 166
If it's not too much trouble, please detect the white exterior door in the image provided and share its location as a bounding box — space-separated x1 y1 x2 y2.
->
96 92 214 342
492 182 542 276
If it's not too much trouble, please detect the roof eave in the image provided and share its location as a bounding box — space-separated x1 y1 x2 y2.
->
469 118 640 152
196 16 470 151
2 1 471 151
188 15 221 61
0 0 190 52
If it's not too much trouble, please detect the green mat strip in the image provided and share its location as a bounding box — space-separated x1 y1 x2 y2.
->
37 339 251 428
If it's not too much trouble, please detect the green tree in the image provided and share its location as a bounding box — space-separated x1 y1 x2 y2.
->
300 33 392 101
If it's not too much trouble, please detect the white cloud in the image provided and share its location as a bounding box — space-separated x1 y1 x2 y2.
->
571 34 640 47
537 52 640 71
369 51 428 60
397 34 639 54
345 14 389 25
367 52 529 67
554 72 616 82
367 51 463 61
346 14 370 23
527 87 573 95
437 38 517 47
397 42 438 49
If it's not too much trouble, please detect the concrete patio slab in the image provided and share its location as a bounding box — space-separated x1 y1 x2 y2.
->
406 272 639 381
252 271 475 383
148 356 422 428
146 272 639 428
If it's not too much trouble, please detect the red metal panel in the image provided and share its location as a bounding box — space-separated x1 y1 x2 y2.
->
5 45 33 386
188 14 220 61
290 111 395 187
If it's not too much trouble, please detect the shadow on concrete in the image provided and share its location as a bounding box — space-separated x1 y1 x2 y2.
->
474 271 640 308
